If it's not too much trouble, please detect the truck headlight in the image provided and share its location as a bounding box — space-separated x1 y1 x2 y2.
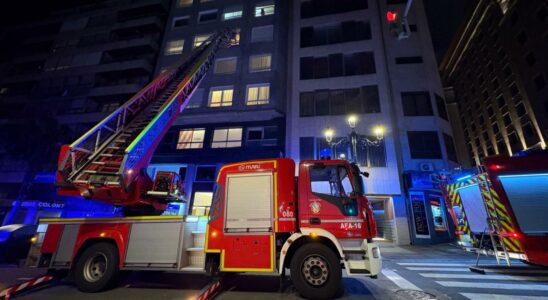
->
372 247 380 259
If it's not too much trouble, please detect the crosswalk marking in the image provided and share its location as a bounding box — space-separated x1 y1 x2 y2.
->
460 293 548 300
382 269 422 291
420 273 548 282
398 262 467 267
436 281 548 291
406 267 470 272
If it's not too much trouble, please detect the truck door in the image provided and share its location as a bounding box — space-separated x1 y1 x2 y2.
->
221 172 274 272
306 164 365 239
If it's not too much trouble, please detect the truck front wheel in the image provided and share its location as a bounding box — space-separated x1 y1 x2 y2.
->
290 243 342 300
74 242 119 292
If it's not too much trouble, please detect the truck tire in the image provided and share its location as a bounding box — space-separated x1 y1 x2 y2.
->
74 242 119 292
290 243 342 300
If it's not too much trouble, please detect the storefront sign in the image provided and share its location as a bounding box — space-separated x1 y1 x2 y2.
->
409 192 430 238
408 172 436 189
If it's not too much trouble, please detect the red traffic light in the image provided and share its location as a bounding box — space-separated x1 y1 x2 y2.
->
386 11 398 22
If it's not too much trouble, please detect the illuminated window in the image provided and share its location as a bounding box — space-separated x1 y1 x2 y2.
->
223 5 243 20
177 128 205 149
177 0 192 7
208 86 233 107
165 39 184 55
246 84 270 105
214 57 237 74
249 54 271 72
212 128 242 148
255 2 275 17
193 34 211 48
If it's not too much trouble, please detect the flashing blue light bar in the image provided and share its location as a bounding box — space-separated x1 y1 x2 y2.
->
456 174 472 182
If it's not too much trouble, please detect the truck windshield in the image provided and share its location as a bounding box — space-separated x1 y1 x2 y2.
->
350 163 365 196
310 165 354 198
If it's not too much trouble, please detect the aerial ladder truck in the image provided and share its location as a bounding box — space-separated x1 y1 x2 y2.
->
25 29 381 300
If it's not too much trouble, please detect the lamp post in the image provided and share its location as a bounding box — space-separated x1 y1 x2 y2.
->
323 115 385 165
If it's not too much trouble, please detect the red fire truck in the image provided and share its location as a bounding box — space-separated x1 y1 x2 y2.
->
26 29 381 299
440 151 548 267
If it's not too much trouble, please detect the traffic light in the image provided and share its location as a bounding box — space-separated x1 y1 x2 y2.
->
386 10 402 37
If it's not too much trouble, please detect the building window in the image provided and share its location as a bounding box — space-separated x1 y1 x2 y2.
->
246 126 277 146
443 133 457 162
195 166 216 181
503 113 512 127
165 40 184 55
534 75 546 90
300 21 371 48
538 6 548 21
435 94 448 120
198 10 218 23
255 2 275 17
211 128 242 148
300 51 375 80
395 56 423 64
208 86 233 107
299 85 380 117
214 57 237 74
186 88 204 109
401 92 433 116
177 128 205 149
407 131 442 159
177 0 193 7
194 34 211 48
246 84 270 105
173 16 190 28
251 25 273 42
249 54 272 72
223 5 243 20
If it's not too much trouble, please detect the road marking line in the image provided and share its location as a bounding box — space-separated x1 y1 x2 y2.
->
398 263 468 266
382 269 422 291
460 293 548 300
420 273 548 281
406 267 470 272
436 281 548 291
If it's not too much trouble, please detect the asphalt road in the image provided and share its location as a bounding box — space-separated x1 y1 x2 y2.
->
2 243 548 300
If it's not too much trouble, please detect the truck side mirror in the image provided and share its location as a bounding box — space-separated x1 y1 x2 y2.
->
361 171 369 178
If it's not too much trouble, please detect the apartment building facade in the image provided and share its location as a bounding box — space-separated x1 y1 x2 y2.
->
149 0 289 216
441 0 548 166
0 0 172 224
286 0 458 245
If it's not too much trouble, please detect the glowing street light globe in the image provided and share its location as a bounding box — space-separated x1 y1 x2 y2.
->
324 127 334 143
373 125 385 140
347 115 358 129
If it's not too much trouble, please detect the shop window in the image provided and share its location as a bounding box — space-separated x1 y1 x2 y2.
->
208 86 233 107
198 10 218 23
255 2 275 17
246 83 270 105
430 196 447 231
211 128 242 148
249 54 272 72
165 40 184 55
193 33 211 48
223 5 243 20
213 57 237 74
407 131 442 159
177 128 205 149
402 91 433 116
251 25 273 42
